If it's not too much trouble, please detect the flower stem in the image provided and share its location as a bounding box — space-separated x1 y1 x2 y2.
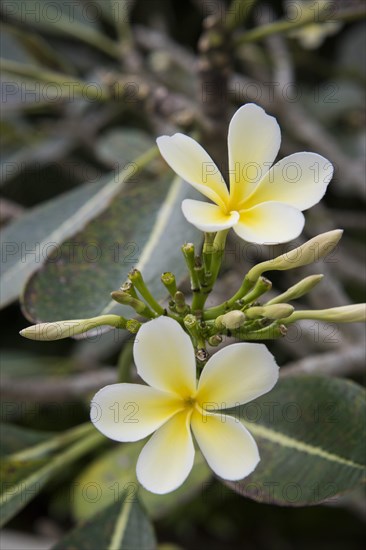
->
117 341 134 382
128 269 165 315
203 274 255 320
202 230 229 305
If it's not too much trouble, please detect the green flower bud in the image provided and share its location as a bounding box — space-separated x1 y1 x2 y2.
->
245 304 294 320
267 274 324 305
216 310 246 330
285 304 366 324
20 315 127 341
247 230 343 282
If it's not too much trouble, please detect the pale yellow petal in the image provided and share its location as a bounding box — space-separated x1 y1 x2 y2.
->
133 317 196 397
227 103 281 206
136 410 195 494
191 410 259 480
90 383 183 442
234 202 305 244
157 134 229 209
196 343 279 409
182 199 239 232
244 152 333 211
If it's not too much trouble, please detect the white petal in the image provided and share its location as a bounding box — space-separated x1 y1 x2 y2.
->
234 201 305 244
136 410 195 494
157 134 229 209
182 199 239 232
228 104 281 204
245 152 333 211
196 343 279 409
191 411 259 480
133 317 196 397
90 383 183 442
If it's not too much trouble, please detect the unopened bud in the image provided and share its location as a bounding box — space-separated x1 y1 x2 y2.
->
247 230 343 281
245 304 294 320
20 314 127 341
285 304 366 324
216 310 246 330
267 274 324 305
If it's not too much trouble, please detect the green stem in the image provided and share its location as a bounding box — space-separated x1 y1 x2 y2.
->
111 0 133 44
161 272 177 298
203 274 254 320
235 5 366 45
182 243 200 295
117 341 134 382
202 232 215 275
8 423 94 461
0 59 110 102
239 276 272 307
232 321 286 341
128 269 165 315
207 230 229 287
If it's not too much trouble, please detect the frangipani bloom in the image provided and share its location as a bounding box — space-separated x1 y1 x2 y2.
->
157 103 333 244
91 317 279 494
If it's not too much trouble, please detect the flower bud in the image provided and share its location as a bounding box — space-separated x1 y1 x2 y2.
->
20 315 127 341
245 304 294 320
285 304 366 324
247 230 343 282
216 310 246 330
267 275 324 305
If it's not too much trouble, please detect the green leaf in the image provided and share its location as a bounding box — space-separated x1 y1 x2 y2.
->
21 173 199 321
96 129 158 169
52 495 156 550
225 375 366 506
0 430 102 526
72 441 211 521
0 423 51 456
1 0 118 58
1 141 157 309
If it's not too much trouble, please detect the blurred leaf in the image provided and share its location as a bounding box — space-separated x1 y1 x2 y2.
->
1 0 118 58
1 177 105 308
0 351 77 378
21 173 199 321
0 423 51 456
337 23 366 78
1 138 157 309
96 129 156 168
53 495 156 550
225 375 366 506
0 24 39 64
0 430 102 526
73 441 211 521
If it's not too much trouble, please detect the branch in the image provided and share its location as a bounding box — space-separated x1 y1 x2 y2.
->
0 368 117 402
235 5 366 45
281 345 365 377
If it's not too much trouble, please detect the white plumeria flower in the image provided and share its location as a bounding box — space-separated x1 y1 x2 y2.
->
91 317 279 494
156 103 333 244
